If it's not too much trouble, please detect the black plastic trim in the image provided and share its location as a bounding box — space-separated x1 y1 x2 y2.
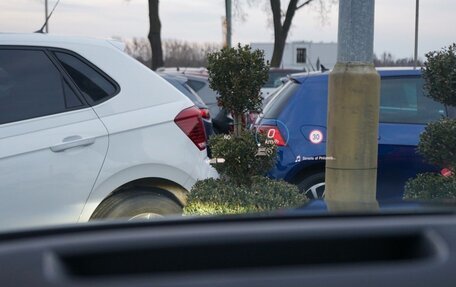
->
47 47 121 106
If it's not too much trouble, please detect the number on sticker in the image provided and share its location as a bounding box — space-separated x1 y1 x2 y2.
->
267 129 275 139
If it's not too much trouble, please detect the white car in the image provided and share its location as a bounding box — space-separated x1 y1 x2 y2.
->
0 34 217 231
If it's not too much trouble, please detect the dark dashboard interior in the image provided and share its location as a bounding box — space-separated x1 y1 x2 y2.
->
1 212 455 287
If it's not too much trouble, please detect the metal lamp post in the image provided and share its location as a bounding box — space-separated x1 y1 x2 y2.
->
225 0 232 48
44 0 49 33
414 0 420 69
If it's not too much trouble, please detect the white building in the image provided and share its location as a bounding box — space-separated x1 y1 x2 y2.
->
251 41 338 71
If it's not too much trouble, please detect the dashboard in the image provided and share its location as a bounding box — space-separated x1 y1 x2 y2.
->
0 212 455 287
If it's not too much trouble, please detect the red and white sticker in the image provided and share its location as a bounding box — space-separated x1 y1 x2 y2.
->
309 130 323 144
441 168 454 177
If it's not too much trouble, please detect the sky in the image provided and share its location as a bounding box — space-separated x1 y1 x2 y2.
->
1 0 455 59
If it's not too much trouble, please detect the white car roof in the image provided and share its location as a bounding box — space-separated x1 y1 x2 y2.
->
0 33 120 50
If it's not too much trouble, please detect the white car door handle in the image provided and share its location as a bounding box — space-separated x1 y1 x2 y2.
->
50 136 96 152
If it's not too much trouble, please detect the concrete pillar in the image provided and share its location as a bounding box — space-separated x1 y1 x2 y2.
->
325 0 380 210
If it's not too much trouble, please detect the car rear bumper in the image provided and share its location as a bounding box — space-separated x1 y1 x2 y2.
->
186 154 219 189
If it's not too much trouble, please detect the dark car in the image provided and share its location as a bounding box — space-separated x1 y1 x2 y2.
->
159 73 214 142
261 68 304 98
256 68 455 200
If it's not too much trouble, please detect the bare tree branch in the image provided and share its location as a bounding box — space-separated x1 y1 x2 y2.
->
282 0 299 34
296 0 314 11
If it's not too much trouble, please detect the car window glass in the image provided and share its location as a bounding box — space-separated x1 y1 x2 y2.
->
187 79 206 92
182 83 206 106
197 85 218 105
167 78 205 106
54 52 117 102
264 71 296 88
0 49 82 125
63 79 84 108
264 72 285 88
262 80 300 118
194 85 220 116
380 77 446 124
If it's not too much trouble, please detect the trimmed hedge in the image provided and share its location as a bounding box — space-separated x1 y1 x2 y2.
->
417 118 456 172
404 173 456 200
422 43 456 107
184 177 307 215
209 131 277 186
207 44 269 136
403 43 456 200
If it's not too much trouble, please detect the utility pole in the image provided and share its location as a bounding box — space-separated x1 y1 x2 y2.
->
44 0 49 33
225 0 232 48
414 0 420 69
325 0 380 210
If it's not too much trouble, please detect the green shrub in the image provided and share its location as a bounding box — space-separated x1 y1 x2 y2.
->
209 131 277 186
207 44 269 136
404 173 456 200
186 44 287 216
184 177 307 216
422 43 456 107
404 43 456 200
417 118 456 172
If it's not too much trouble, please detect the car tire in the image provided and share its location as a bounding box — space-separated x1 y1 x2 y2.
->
90 189 183 220
297 172 326 199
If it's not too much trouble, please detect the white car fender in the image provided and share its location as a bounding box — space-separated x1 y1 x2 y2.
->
78 163 193 222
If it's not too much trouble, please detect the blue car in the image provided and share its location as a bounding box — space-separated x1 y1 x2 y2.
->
256 68 456 200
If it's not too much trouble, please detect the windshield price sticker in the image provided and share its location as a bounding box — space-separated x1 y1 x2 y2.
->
309 130 323 144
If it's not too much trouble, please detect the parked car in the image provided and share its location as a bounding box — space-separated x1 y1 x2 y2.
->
255 68 454 200
167 71 234 134
261 68 303 98
0 34 217 231
159 73 214 143
248 80 293 127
